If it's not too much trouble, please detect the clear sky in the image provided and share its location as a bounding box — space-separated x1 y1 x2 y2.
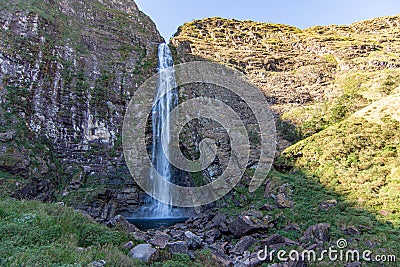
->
135 0 400 40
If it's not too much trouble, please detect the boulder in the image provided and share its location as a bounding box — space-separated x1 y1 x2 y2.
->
275 193 293 209
205 229 222 244
232 236 257 254
106 215 139 233
166 241 189 254
262 234 285 246
319 199 338 210
129 244 158 263
184 231 203 249
301 223 330 243
228 216 268 237
150 231 170 248
210 250 233 267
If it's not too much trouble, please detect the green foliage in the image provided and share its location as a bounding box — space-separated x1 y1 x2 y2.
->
280 117 400 226
0 199 132 266
276 118 301 143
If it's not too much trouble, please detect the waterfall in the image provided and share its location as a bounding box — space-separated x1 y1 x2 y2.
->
148 43 178 218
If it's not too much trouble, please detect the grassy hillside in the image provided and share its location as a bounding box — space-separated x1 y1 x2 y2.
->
0 198 138 266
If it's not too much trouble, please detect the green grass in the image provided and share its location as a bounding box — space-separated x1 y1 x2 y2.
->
278 117 400 226
223 168 400 266
0 198 140 266
0 198 221 267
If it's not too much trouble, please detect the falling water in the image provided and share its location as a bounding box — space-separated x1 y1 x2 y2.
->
127 44 195 228
148 43 178 217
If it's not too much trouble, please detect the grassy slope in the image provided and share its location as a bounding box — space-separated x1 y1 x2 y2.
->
0 198 139 266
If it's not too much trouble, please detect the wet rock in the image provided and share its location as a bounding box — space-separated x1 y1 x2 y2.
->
166 241 189 254
184 231 202 249
232 236 257 254
301 223 330 243
129 244 159 263
319 199 338 210
150 231 170 248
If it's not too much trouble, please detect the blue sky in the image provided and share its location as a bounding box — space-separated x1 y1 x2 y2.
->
135 0 400 40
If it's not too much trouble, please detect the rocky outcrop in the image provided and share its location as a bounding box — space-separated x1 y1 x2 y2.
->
0 0 163 218
171 16 400 152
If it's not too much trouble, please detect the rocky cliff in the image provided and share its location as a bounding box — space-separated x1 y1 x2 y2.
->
171 16 400 225
171 16 400 148
0 0 163 220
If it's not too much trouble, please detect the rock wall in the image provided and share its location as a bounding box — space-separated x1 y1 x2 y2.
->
0 0 163 220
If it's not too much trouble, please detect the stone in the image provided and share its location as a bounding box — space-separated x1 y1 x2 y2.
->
275 193 293 209
301 223 330 243
106 215 139 233
319 199 338 210
210 250 233 267
287 258 307 267
68 171 84 190
169 229 184 238
89 260 106 267
345 262 362 267
166 241 189 254
228 216 267 237
132 231 150 242
123 241 134 250
237 252 265 267
205 229 222 243
232 236 257 254
0 131 16 142
129 244 158 263
260 203 275 211
278 184 293 198
150 231 170 248
184 231 202 249
262 234 285 246
340 226 361 236
242 210 263 219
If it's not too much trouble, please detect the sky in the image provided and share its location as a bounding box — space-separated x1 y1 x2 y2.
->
135 0 400 40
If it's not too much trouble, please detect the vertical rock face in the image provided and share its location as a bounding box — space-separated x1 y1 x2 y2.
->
0 0 163 219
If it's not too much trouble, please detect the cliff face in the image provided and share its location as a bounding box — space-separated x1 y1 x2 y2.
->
0 0 163 220
171 16 400 148
171 16 400 225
